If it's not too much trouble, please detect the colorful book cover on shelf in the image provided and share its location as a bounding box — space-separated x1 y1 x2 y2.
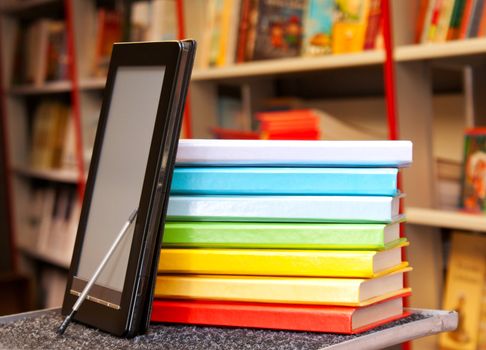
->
460 128 486 213
425 0 445 42
302 0 334 56
466 0 485 37
434 0 456 42
363 0 381 49
45 21 68 81
167 195 402 223
332 0 370 53
175 139 413 167
458 0 475 39
478 1 486 36
158 244 409 278
208 0 226 67
252 0 306 60
236 0 252 62
447 0 467 40
439 232 486 350
151 292 411 334
162 221 406 250
415 0 430 43
170 167 400 196
154 267 412 306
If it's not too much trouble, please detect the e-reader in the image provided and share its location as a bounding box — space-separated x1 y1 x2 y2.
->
61 40 196 337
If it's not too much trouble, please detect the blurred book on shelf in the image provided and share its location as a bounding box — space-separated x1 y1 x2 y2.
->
193 0 384 68
92 9 123 77
130 0 178 42
19 183 80 266
439 232 486 350
211 105 383 141
418 0 486 43
12 19 68 86
460 128 486 214
29 101 74 171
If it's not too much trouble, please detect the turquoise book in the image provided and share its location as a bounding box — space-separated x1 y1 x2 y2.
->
170 167 399 196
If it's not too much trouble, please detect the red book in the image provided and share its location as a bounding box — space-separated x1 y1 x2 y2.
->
363 0 382 49
151 293 411 334
236 0 251 63
262 129 320 140
210 127 260 139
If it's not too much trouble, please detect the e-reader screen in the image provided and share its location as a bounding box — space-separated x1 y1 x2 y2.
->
72 66 166 308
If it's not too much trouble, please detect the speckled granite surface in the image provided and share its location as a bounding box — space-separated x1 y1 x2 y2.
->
0 310 428 350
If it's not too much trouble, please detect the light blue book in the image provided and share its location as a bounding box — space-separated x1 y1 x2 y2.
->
167 195 402 223
170 167 399 196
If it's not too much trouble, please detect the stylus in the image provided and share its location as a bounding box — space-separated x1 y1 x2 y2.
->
57 208 138 335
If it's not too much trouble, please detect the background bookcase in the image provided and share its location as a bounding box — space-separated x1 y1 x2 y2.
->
1 0 486 348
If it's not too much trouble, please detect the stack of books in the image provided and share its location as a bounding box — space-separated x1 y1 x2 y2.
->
152 139 413 334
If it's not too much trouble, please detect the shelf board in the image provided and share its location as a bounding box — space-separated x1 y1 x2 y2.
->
18 244 70 269
406 207 486 232
0 0 59 13
13 166 79 183
191 50 385 81
396 37 486 62
8 81 72 95
79 77 106 90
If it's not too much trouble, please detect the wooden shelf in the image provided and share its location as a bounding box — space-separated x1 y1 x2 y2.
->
8 81 72 95
77 39 486 85
406 207 486 232
191 50 385 81
0 0 59 13
79 77 106 90
13 166 79 183
17 244 70 269
396 37 486 62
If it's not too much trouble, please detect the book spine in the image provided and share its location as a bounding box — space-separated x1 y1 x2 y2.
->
154 271 410 305
158 248 408 278
478 1 486 35
467 0 485 36
162 222 400 250
363 0 382 49
236 0 251 63
446 0 466 40
167 195 400 223
415 0 430 43
459 0 475 38
151 299 354 333
170 168 399 196
427 0 444 42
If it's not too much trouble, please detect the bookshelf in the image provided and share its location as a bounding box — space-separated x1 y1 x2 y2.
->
0 0 485 346
407 207 486 233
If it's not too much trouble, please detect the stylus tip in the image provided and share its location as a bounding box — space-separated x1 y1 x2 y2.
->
57 310 75 336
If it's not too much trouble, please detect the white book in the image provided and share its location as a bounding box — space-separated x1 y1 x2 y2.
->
167 195 402 223
175 139 412 167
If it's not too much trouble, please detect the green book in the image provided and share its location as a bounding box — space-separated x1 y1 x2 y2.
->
162 221 405 250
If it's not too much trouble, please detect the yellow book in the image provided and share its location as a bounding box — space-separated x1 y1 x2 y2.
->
154 267 412 307
332 0 370 54
158 242 409 278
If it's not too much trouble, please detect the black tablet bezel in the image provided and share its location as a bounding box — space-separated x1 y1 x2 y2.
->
62 40 195 336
